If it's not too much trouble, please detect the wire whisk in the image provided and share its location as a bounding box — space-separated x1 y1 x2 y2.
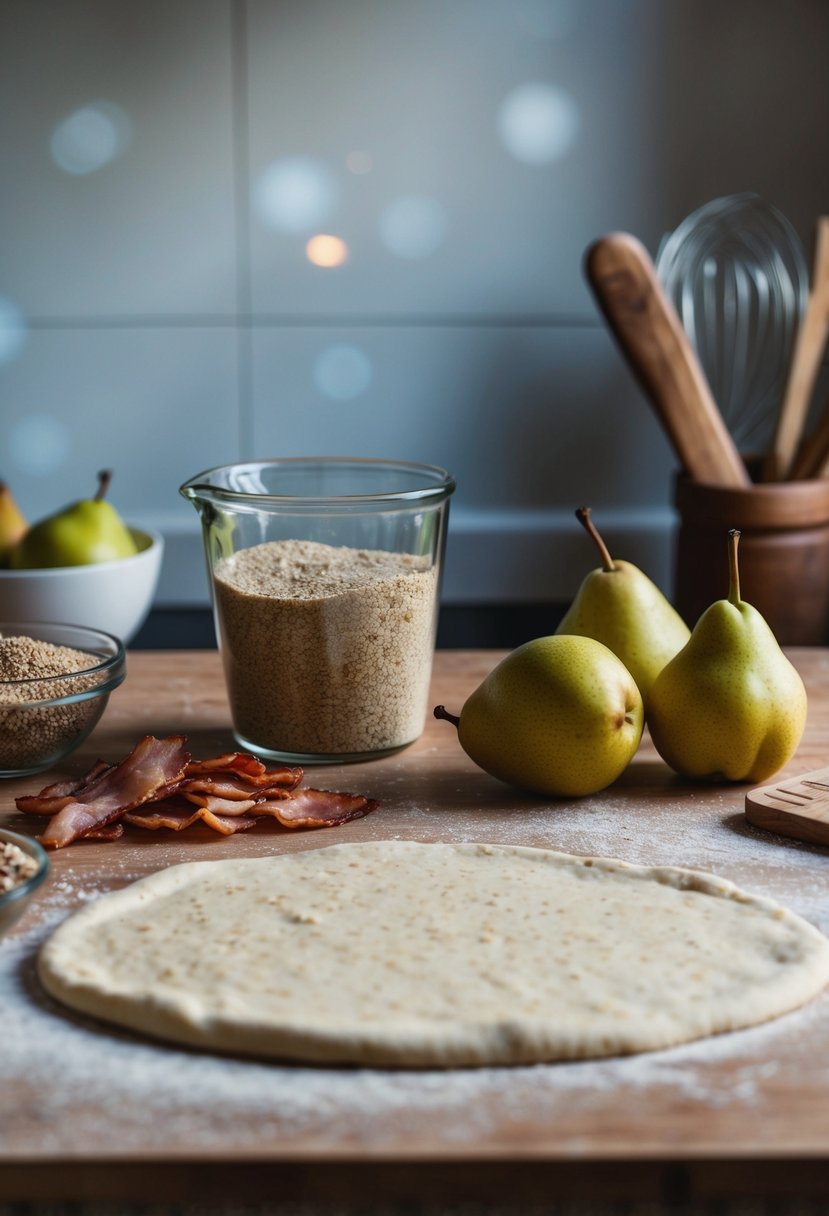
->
657 193 808 456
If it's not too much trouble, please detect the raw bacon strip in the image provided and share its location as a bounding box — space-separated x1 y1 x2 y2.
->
124 800 202 832
178 777 258 800
83 823 125 841
185 752 267 778
19 755 301 817
32 759 114 803
124 786 376 834
196 809 258 835
17 792 75 816
37 735 191 850
251 766 303 790
185 753 302 789
178 776 293 801
181 792 258 816
32 777 79 802
17 759 115 815
204 765 302 790
254 787 379 829
125 801 256 835
17 792 75 815
15 736 377 847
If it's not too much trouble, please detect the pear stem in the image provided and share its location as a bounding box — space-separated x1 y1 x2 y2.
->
95 469 113 502
728 529 742 606
433 705 460 729
575 506 615 572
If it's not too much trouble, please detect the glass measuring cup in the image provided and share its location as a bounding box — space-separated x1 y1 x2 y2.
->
180 458 455 763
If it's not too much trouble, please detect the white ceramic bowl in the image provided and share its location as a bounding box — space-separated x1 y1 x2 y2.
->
0 529 163 644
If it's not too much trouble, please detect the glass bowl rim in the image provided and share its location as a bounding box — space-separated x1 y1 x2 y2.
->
0 827 50 911
0 621 126 704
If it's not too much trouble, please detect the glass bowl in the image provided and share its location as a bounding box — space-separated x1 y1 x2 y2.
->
0 827 49 938
0 621 126 779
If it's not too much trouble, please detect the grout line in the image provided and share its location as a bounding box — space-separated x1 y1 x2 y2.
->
231 0 254 458
249 313 602 329
21 313 604 330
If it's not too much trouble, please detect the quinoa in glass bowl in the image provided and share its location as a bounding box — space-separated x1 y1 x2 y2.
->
0 828 49 937
0 622 125 779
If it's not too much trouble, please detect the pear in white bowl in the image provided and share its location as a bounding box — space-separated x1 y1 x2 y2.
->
9 470 138 568
0 471 163 643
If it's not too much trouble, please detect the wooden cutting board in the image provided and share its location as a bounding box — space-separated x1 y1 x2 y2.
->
745 765 829 846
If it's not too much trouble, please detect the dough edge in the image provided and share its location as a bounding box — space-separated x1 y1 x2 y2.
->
37 839 829 1068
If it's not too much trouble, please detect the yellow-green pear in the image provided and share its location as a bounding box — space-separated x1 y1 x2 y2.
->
0 481 28 566
648 530 807 783
556 507 690 713
9 469 138 569
434 635 643 797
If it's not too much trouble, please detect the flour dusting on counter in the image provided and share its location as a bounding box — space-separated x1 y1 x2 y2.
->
2 859 829 1156
387 771 829 931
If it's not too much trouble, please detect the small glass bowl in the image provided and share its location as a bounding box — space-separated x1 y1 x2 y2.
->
0 621 126 779
0 827 49 938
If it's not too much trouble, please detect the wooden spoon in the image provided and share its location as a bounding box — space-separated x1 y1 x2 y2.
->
787 389 829 480
585 233 750 488
770 216 829 480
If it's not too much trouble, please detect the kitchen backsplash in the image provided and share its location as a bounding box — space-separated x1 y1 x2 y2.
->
2 0 828 607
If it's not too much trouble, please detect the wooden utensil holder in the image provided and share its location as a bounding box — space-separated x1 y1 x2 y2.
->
673 470 829 644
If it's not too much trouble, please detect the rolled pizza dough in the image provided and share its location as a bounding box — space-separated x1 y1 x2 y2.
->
38 840 829 1067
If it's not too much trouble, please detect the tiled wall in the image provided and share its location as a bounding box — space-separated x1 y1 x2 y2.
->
2 0 829 607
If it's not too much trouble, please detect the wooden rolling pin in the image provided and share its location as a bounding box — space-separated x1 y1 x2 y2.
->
585 233 750 488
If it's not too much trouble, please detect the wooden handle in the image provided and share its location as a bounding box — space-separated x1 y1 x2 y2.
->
745 764 829 847
585 233 750 488
771 217 829 480
788 391 829 480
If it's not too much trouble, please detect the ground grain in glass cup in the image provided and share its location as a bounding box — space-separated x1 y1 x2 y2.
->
213 539 439 756
0 635 100 770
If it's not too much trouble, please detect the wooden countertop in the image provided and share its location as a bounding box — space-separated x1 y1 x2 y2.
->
3 648 829 1207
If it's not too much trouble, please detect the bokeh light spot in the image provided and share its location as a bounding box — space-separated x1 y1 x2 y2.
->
497 81 579 164
306 234 349 267
346 150 373 174
313 345 373 401
10 414 71 476
379 196 448 260
0 298 27 365
254 156 339 233
50 102 131 175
